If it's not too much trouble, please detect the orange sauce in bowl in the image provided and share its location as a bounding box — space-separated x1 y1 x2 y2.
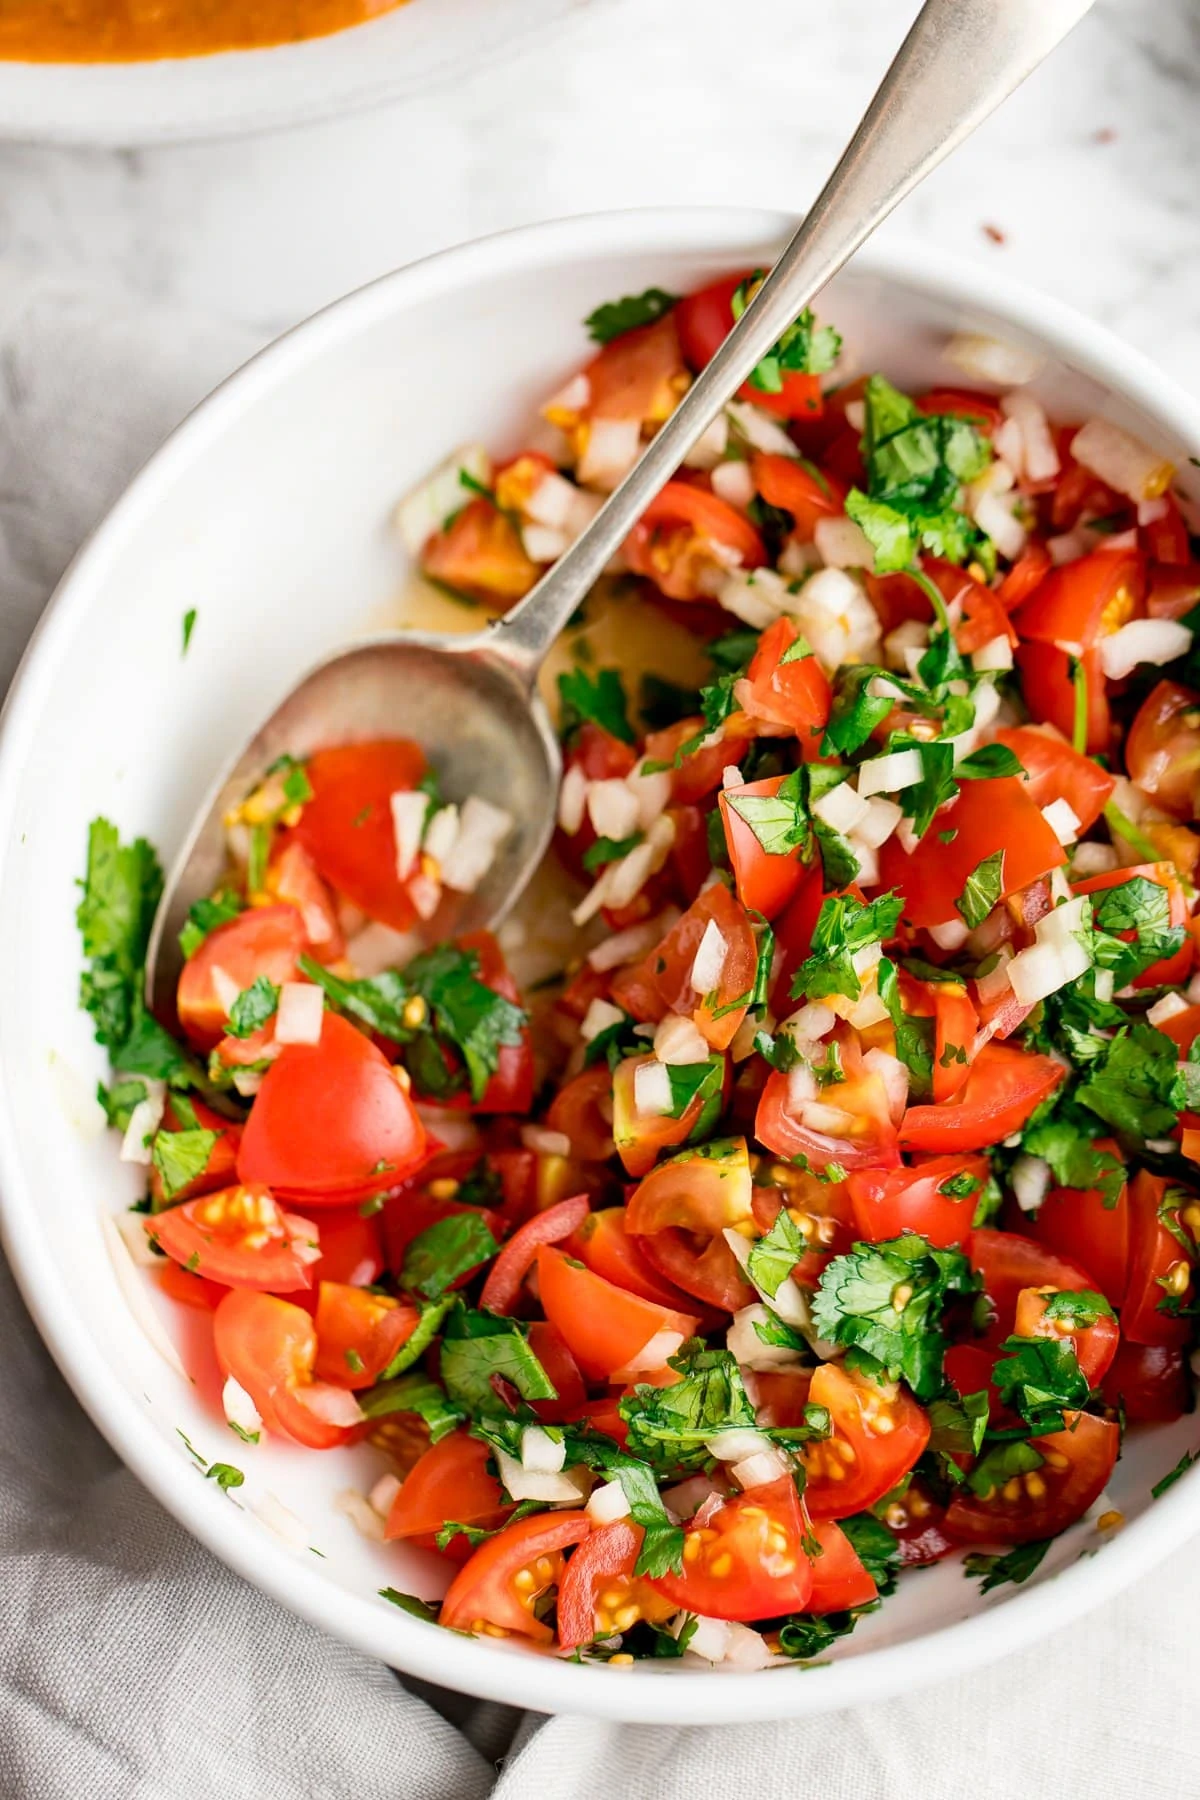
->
0 0 411 61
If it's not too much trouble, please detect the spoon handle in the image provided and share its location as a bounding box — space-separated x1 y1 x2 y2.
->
483 0 1094 686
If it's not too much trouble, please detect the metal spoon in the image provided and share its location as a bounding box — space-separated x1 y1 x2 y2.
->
146 0 1094 1016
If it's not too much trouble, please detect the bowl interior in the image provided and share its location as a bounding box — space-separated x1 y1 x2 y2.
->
2 208 1199 1723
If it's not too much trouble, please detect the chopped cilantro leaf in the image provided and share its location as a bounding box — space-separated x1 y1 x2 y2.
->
401 1214 499 1301
226 975 280 1040
584 288 678 344
378 1588 439 1622
179 893 244 961
557 665 635 744
811 1234 978 1400
730 272 842 392
1042 1289 1114 1327
358 1371 464 1443
181 608 197 655
76 818 164 1055
1152 1449 1198 1499
963 1538 1051 1594
205 1462 244 1490
583 833 642 871
956 849 1005 929
746 1210 808 1300
150 1127 219 1206
440 1308 557 1415
620 1341 756 1474
992 1335 1090 1435
790 892 903 1004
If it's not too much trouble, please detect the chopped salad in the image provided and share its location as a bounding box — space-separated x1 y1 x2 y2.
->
81 268 1200 1669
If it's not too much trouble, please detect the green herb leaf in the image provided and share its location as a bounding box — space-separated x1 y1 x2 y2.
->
76 818 164 1054
1042 1289 1114 1326
584 287 678 345
963 1538 1051 1594
811 1234 979 1400
557 666 635 744
583 833 643 872
790 892 903 1004
179 893 244 961
619 1341 757 1474
379 1588 439 1622
402 1214 500 1301
746 1210 808 1300
226 975 280 1040
205 1462 244 1490
1152 1449 1198 1499
730 273 842 391
181 609 198 655
150 1127 219 1205
440 1308 557 1416
358 1370 465 1443
956 849 1005 929
992 1335 1091 1435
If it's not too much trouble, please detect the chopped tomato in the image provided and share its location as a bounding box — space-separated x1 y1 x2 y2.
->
150 1186 317 1292
750 452 844 541
932 983 979 1105
650 1477 815 1621
994 724 1116 835
386 1430 509 1547
806 1519 878 1614
1147 560 1200 621
1012 547 1144 649
997 541 1052 612
478 1193 590 1314
154 1261 228 1311
526 1321 588 1424
1100 1339 1191 1423
236 1013 426 1204
266 836 344 960
1030 1153 1129 1308
544 1065 616 1163
293 739 427 934
313 1282 419 1389
421 496 539 604
967 1228 1097 1348
567 1206 702 1310
556 1521 676 1648
915 387 1005 431
1141 494 1191 565
177 905 305 1051
898 1043 1063 1153
149 1095 241 1208
801 1363 930 1521
719 772 809 921
878 776 1065 931
611 1052 723 1179
737 614 832 752
945 1412 1119 1545
577 313 685 425
1016 641 1110 756
536 1245 699 1380
213 1290 359 1450
308 1206 384 1289
440 1511 591 1643
676 273 824 420
611 883 758 1052
624 481 766 601
1121 1170 1195 1348
642 715 752 807
756 1029 901 1174
846 1153 988 1249
1012 1283 1119 1385
625 1138 756 1311
1125 679 1200 821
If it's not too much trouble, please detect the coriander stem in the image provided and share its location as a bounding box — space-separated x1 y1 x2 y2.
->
1103 799 1159 863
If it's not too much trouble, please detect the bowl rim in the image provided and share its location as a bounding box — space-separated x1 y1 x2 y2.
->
2 204 1199 1724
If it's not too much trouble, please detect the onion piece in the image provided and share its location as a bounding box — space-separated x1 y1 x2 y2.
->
711 460 755 509
120 1080 167 1166
1071 417 1175 503
627 758 673 831
586 777 641 842
633 1058 674 1117
1011 1153 1051 1214
520 1125 572 1158
706 1427 774 1462
439 796 513 893
587 1479 632 1525
946 332 1044 387
578 418 641 491
683 413 730 471
857 748 923 797
616 1329 686 1377
1007 938 1091 1006
1098 618 1192 681
974 487 1027 560
522 522 569 563
274 982 324 1046
731 1448 789 1490
725 399 798 456
972 634 1014 673
580 997 626 1043
335 1488 387 1544
854 796 903 850
295 1383 366 1428
726 1302 805 1371
423 804 460 865
557 763 588 836
717 567 791 629
814 514 874 569
812 779 869 836
209 964 241 1019
800 1100 856 1136
394 443 492 554
1040 798 1082 846
587 906 681 972
114 1210 161 1268
690 919 729 994
1147 992 1189 1027
223 1375 264 1437
390 789 428 881
521 1425 567 1475
495 1448 590 1505
654 1012 711 1066
368 1473 401 1518
1000 392 1060 484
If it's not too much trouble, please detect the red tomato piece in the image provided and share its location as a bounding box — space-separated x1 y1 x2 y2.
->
1141 494 1191 565
545 1065 616 1163
1121 1170 1196 1349
1030 1150 1129 1308
310 1206 384 1289
440 1512 591 1643
213 1290 360 1450
580 313 686 425
625 1138 756 1312
442 931 535 1115
385 1430 509 1546
177 905 306 1051
150 1185 317 1292
149 1095 241 1208
1125 679 1200 821
756 1029 901 1174
1100 1340 1191 1424
898 1043 1063 1153
750 452 845 541
1016 640 1111 755
237 1012 426 1204
642 715 753 807
267 836 345 960
1012 1283 1119 1385
421 497 538 604
878 777 1065 931
624 481 766 601
997 542 1052 612
944 1413 1119 1545
611 883 758 1052
610 1052 722 1180
294 739 428 933
933 983 979 1106
567 1206 702 1310
806 1519 879 1614
676 274 825 420
802 1364 930 1521
738 614 832 753
915 388 1005 432
1013 547 1144 650
650 1478 816 1621
720 774 808 920
556 1521 677 1649
526 1321 588 1424
478 1193 590 1314
536 1245 699 1380
847 1153 988 1249
967 1227 1097 1347
313 1283 419 1389
154 1260 228 1311
994 723 1116 835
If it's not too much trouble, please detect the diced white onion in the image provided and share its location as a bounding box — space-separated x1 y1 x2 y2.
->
717 567 791 629
1147 992 1190 1026
1071 417 1175 504
863 1047 909 1120
495 1448 589 1504
1037 895 1089 950
726 1303 804 1371
423 803 460 864
557 763 588 836
972 634 1015 673
634 1057 675 1117
883 618 929 672
706 1427 773 1462
855 796 903 850
580 998 626 1043
801 1101 856 1136
845 988 889 1029
1041 799 1082 846
120 1080 167 1166
683 414 730 471
408 872 441 921
1070 841 1119 877
684 1615 733 1663
345 921 423 978
574 816 676 924
974 487 1027 560
1007 938 1091 1006
812 780 869 836
929 918 971 951
690 919 729 995
521 1425 567 1475
1098 618 1192 682
439 796 513 893
522 522 569 563
1093 967 1115 1003
274 982 324 1046
857 748 923 797
523 468 580 529
725 399 799 456
660 1475 721 1520
209 964 241 1018
732 1448 790 1490
335 1488 387 1544
520 1125 572 1158
654 1012 712 1066
1048 530 1090 566
223 1376 263 1437
785 1063 819 1110
844 399 866 432
618 1329 686 1376
785 567 881 674
369 1472 401 1518
721 764 744 792
815 513 875 569
1011 1153 1052 1214
975 944 1015 1004
778 538 821 579
390 789 428 882
720 1623 777 1670
628 759 673 831
786 1002 837 1044
545 372 590 417
711 460 755 509
1000 392 1060 484
113 1211 161 1269
587 1479 632 1525
578 418 641 491
295 1383 366 1428
586 777 641 842
946 332 1044 387
394 443 492 555
587 906 681 972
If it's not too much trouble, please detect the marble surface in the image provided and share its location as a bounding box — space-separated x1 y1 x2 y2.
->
0 0 1198 397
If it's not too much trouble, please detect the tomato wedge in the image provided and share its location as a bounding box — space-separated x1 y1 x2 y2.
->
1030 1149 1129 1307
932 983 979 1106
878 777 1065 931
385 1430 508 1547
556 1520 676 1649
567 1207 701 1310
967 1228 1096 1348
536 1245 699 1379
1121 1170 1196 1348
993 724 1115 835
312 1282 419 1389
150 1185 317 1292
944 1413 1119 1545
801 1363 930 1520
756 1030 901 1174
236 1013 426 1203
478 1193 590 1314
737 614 832 751
624 481 766 601
1013 547 1144 649
1012 1283 1119 1385
294 739 428 933
148 1095 241 1209
1100 1340 1191 1424
720 774 808 920
847 1153 988 1249
421 498 539 605
806 1519 878 1614
177 905 306 1050
611 1052 723 1180
611 884 758 1052
651 1477 816 1621
439 1511 591 1642
213 1290 360 1450
676 273 824 419
750 453 844 541
898 1043 1063 1153
1016 641 1111 756
625 1138 756 1311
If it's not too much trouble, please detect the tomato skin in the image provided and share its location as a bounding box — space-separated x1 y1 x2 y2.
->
967 1228 1096 1348
802 1364 930 1521
440 1511 592 1643
446 932 535 1115
944 1413 1119 1545
568 1207 701 1310
642 715 752 807
651 1477 816 1621
750 452 844 541
385 1430 509 1545
154 1261 228 1311
806 1520 878 1614
149 1096 241 1208
898 1043 1063 1153
1100 1340 1191 1423
1125 679 1200 821
309 1207 384 1290
993 724 1116 835
313 1282 419 1389
1030 1153 1129 1308
150 1186 316 1292
580 313 685 425
932 984 979 1106
625 1138 756 1312
625 481 766 601
378 1150 505 1276
1013 547 1144 650
756 1030 901 1174
847 1153 988 1249
720 775 807 919
1016 641 1110 755
545 1064 616 1163
1012 1283 1119 1385
297 740 435 935
739 614 832 752
236 1013 426 1204
557 1522 637 1649
478 1193 590 1314
526 1321 588 1424
611 884 758 1052
1121 1170 1195 1349
879 777 1065 931
676 274 824 420
997 542 1053 612
213 1290 357 1450
536 1245 699 1380
267 836 345 960
611 1053 718 1180
1141 494 1191 565
177 905 306 1051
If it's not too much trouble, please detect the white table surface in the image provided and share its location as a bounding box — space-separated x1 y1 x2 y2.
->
0 0 1197 390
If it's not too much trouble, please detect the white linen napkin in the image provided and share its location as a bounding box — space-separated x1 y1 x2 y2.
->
2 265 1199 1800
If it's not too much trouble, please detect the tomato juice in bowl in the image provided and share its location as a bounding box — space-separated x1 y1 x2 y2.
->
2 210 1200 1722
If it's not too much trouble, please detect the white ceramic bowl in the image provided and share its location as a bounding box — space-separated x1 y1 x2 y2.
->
2 207 1199 1724
0 0 579 145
